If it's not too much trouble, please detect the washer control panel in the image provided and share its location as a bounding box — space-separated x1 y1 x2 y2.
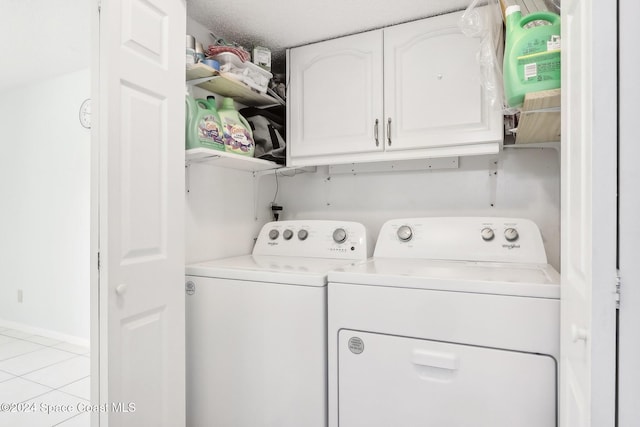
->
375 217 548 264
254 220 367 260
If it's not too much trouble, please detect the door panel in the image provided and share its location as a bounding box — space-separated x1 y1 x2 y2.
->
98 0 185 425
384 10 502 151
560 0 617 425
119 83 166 261
288 30 384 160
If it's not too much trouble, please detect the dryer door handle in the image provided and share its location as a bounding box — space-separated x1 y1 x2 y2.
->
412 349 459 371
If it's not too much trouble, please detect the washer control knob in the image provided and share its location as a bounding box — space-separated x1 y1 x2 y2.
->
298 229 309 241
333 228 347 244
504 228 519 242
481 227 495 241
397 225 413 242
268 229 279 240
283 229 294 240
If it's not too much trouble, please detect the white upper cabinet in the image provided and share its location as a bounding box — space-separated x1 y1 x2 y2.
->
288 30 384 160
287 8 503 167
384 12 502 151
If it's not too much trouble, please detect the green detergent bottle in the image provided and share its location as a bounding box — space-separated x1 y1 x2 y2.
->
187 97 225 151
503 6 561 108
218 97 255 157
185 92 197 146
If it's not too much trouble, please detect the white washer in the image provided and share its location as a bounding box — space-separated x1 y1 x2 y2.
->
185 220 367 427
327 217 560 427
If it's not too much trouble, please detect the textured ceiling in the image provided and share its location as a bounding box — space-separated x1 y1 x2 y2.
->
0 0 90 93
187 0 472 74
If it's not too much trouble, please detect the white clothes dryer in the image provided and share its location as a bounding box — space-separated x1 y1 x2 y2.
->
185 220 367 427
327 217 560 427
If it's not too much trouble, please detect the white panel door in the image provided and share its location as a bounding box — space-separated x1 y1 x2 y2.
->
618 0 640 424
98 0 185 425
383 9 502 151
288 30 384 162
560 1 617 426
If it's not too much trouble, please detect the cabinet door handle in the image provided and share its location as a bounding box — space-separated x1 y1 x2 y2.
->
374 119 379 146
387 118 392 146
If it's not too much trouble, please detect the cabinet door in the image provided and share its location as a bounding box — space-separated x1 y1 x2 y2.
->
384 10 502 151
288 31 383 164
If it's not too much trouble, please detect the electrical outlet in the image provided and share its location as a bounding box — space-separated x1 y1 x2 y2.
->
17 290 23 303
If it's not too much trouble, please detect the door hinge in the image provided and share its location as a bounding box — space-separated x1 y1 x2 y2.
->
615 271 621 309
97 252 101 271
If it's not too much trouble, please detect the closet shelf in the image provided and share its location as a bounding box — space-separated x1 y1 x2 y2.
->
186 147 283 172
513 89 561 145
186 63 280 106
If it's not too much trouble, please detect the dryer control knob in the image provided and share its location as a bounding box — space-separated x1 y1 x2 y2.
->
397 225 413 242
283 229 294 240
298 229 309 241
481 227 495 241
504 227 519 242
333 228 347 244
268 229 279 240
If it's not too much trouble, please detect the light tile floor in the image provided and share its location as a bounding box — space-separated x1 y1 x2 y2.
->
0 327 90 426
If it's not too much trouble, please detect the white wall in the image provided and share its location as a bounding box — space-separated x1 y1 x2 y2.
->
0 68 91 341
185 163 263 263
0 0 90 93
257 148 561 270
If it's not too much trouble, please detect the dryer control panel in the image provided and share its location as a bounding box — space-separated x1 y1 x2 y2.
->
374 217 548 264
253 220 368 260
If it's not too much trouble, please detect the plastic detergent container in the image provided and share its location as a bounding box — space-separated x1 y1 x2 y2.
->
503 6 561 108
186 97 225 151
218 97 255 157
185 92 197 140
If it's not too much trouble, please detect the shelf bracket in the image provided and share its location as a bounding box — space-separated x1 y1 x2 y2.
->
488 158 498 208
253 171 260 221
185 163 192 194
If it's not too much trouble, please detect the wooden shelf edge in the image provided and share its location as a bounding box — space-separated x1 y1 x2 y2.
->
515 89 561 144
186 64 279 107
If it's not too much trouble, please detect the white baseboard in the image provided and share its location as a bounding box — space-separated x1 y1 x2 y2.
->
0 319 90 348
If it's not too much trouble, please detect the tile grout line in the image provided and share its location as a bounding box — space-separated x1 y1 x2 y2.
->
53 378 91 401
17 372 91 397
0 339 90 364
52 411 86 427
0 331 89 350
0 347 46 364
0 331 84 349
17 386 57 404
8 354 83 378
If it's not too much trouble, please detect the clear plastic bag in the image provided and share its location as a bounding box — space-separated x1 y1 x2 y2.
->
459 0 513 113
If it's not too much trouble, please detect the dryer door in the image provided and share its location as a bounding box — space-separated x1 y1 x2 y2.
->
338 330 556 427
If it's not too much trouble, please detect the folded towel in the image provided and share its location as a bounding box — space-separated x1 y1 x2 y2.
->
206 46 251 62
